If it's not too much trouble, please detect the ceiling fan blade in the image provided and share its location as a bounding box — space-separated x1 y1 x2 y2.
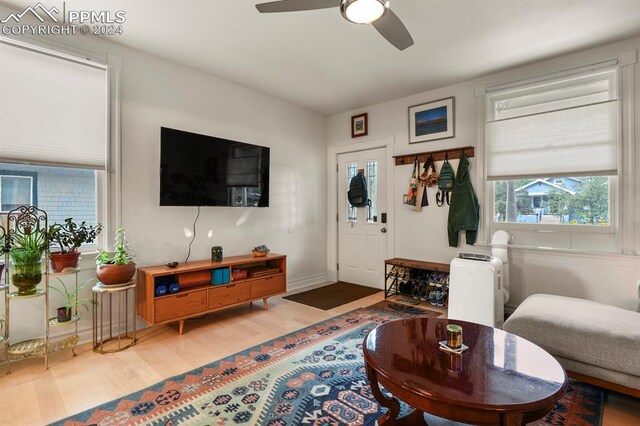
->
372 9 414 50
256 0 339 13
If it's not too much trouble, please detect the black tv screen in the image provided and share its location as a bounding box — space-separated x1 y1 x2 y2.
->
160 127 270 207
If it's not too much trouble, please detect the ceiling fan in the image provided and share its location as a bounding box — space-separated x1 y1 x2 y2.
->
255 0 414 51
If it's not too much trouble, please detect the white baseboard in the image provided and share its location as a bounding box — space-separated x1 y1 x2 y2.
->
286 273 331 294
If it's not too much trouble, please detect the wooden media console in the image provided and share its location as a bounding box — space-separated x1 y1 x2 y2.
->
137 253 286 334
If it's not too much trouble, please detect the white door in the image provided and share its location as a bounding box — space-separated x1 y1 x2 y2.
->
338 148 387 288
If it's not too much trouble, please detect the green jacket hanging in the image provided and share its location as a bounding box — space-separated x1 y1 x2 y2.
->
447 152 479 247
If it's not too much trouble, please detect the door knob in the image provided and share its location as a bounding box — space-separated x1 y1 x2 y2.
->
381 227 387 233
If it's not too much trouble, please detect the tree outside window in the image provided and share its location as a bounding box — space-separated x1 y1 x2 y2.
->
494 177 608 225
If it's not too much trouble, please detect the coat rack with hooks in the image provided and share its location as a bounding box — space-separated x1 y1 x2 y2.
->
392 146 475 166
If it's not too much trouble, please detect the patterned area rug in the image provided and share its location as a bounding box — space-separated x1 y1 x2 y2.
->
53 304 604 426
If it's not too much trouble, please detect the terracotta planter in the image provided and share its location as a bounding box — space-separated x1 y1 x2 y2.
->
50 251 81 272
96 262 136 285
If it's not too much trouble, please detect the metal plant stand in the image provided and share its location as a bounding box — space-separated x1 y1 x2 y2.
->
92 280 137 353
5 207 50 369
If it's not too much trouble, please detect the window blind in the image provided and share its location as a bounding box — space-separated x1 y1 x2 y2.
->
485 68 619 180
0 41 107 169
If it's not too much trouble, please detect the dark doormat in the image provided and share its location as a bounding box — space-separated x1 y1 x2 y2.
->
283 282 381 310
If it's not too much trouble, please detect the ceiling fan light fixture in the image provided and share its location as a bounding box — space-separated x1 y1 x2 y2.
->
340 0 388 24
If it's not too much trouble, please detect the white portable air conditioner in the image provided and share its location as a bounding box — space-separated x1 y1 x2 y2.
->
448 253 504 328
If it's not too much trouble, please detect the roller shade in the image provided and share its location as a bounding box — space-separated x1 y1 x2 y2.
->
485 68 619 180
0 41 107 169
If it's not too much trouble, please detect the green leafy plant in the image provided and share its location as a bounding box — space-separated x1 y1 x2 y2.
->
50 277 96 318
10 226 47 264
96 227 135 266
48 218 102 254
9 226 47 292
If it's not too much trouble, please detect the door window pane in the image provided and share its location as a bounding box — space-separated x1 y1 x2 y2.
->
366 160 378 223
346 163 358 222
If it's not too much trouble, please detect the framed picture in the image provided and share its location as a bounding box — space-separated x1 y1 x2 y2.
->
408 97 454 143
351 113 368 138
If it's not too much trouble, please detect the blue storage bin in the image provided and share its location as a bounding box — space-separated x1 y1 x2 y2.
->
211 267 230 285
169 283 180 294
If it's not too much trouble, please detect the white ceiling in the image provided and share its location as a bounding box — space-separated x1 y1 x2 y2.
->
2 0 639 115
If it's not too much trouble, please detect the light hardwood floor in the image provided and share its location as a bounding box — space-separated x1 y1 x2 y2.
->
0 292 637 425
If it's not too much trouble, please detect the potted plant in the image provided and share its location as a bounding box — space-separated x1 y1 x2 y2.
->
50 277 96 322
48 218 102 272
96 227 136 285
9 226 47 295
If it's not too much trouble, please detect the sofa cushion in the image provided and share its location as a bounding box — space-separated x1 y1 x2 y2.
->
503 294 640 377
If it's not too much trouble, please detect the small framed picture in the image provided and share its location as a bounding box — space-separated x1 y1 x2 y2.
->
351 113 368 138
408 97 454 144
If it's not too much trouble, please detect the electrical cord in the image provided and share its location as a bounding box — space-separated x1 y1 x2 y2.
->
184 205 201 263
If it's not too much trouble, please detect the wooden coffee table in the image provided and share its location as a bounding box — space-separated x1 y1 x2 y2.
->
363 318 568 425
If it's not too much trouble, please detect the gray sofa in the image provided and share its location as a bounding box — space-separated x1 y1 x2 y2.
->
503 282 640 397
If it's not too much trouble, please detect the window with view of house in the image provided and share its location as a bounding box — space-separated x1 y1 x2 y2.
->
0 164 97 227
494 176 609 225
484 64 620 250
0 40 107 244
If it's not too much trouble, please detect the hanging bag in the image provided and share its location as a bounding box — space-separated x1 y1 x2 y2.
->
405 159 423 211
419 155 438 207
421 155 439 187
436 154 455 207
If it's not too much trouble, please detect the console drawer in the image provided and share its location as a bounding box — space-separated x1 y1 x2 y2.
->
155 289 207 323
208 282 251 309
251 274 286 298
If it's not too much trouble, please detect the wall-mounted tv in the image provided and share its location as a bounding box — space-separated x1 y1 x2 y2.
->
160 127 270 207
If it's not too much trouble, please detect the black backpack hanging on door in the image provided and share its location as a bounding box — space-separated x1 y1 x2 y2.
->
348 173 370 208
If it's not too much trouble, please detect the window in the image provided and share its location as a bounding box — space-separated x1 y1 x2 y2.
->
0 164 97 228
345 161 379 223
493 177 609 225
0 172 35 212
0 40 107 245
485 64 619 250
365 160 378 223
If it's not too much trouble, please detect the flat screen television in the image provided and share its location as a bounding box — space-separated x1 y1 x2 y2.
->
160 127 270 207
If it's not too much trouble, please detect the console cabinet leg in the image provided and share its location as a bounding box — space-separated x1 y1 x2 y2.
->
263 298 269 310
179 320 184 335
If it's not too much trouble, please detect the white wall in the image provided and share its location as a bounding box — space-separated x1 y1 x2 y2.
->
327 37 640 311
116 45 328 286
2 11 328 343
